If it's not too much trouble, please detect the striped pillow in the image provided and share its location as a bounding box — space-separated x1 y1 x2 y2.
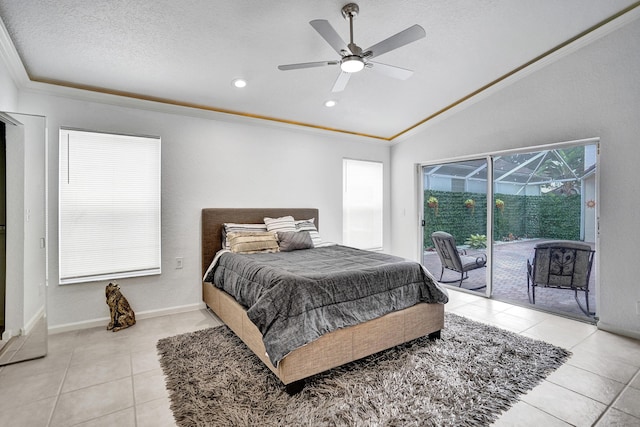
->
295 220 324 247
264 216 296 233
222 223 268 249
226 231 279 254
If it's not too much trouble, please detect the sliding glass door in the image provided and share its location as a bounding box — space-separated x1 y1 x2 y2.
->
421 158 491 296
491 144 597 320
420 140 598 321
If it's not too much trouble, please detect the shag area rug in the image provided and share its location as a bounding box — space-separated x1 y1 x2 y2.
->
157 313 570 426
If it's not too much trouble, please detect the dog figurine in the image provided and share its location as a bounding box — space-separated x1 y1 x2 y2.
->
105 282 136 332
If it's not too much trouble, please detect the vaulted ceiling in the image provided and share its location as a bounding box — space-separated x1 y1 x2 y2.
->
0 1 638 140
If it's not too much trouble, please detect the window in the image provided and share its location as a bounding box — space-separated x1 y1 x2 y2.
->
59 129 161 285
343 159 383 250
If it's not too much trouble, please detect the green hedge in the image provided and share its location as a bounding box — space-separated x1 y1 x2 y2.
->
424 191 581 248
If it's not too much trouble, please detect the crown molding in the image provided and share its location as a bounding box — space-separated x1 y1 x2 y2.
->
0 15 388 144
2 4 639 144
0 15 29 86
20 78 390 145
390 2 640 144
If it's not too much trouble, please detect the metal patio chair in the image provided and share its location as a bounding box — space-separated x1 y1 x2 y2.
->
431 231 486 290
527 240 595 316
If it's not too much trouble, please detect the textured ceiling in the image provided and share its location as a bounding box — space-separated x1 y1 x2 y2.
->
0 0 638 140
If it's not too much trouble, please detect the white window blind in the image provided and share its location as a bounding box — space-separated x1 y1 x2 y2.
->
343 159 383 250
59 129 161 285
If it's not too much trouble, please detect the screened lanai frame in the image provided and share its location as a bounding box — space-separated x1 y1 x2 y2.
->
417 137 600 304
423 146 595 195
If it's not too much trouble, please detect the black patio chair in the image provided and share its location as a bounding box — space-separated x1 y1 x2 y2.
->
431 231 486 290
527 240 595 316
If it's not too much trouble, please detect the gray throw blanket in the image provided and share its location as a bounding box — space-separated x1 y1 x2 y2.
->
206 245 448 365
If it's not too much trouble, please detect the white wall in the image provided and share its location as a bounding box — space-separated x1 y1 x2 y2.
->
0 56 17 111
391 18 640 337
17 91 391 330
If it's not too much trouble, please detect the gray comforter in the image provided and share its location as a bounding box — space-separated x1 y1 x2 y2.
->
205 245 448 365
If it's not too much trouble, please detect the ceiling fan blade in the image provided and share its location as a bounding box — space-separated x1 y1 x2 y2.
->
365 24 426 59
331 71 352 92
278 61 338 71
310 19 350 55
368 62 414 80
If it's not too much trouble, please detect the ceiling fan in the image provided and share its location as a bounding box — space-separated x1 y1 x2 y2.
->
277 3 426 92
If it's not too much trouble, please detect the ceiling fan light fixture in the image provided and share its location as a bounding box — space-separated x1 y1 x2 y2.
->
340 56 364 73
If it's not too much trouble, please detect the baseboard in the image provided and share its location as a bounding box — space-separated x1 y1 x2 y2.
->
597 321 640 341
1 306 46 340
48 302 206 334
23 306 46 335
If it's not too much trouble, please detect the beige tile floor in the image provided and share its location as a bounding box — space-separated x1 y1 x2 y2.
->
0 292 638 426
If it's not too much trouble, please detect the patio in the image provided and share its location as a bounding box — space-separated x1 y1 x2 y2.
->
423 239 597 322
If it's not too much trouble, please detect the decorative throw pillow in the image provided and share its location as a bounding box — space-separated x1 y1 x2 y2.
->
277 231 314 252
264 216 296 233
294 218 315 226
295 220 324 247
222 223 268 249
227 231 279 254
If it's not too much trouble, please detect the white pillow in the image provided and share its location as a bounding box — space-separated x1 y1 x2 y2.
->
295 220 325 247
264 216 296 233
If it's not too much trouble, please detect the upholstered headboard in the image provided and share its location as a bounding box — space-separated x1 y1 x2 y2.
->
201 208 319 277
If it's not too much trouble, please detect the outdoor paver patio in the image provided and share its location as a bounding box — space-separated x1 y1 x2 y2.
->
423 239 597 322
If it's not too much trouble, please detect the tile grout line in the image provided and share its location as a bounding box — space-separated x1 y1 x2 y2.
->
46 349 74 427
48 329 133 426
132 349 139 427
592 366 640 425
569 327 640 425
4 307 634 425
53 329 156 425
479 298 607 425
523 400 576 427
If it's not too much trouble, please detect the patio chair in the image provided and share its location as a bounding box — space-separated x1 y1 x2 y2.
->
527 240 595 316
431 231 486 290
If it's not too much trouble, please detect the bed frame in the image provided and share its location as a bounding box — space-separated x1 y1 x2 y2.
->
201 208 444 393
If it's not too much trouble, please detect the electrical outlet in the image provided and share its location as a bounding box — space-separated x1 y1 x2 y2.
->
176 257 183 269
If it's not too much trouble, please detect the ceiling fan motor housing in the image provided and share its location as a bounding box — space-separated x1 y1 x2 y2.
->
341 3 359 20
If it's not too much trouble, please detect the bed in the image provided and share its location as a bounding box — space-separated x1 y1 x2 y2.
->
201 208 447 393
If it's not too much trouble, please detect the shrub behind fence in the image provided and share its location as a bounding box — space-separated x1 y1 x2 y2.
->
424 191 581 249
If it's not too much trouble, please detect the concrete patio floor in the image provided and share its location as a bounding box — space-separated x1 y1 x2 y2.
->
423 239 597 322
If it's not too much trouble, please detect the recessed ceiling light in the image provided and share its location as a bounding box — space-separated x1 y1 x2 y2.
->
324 100 337 107
232 78 247 88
